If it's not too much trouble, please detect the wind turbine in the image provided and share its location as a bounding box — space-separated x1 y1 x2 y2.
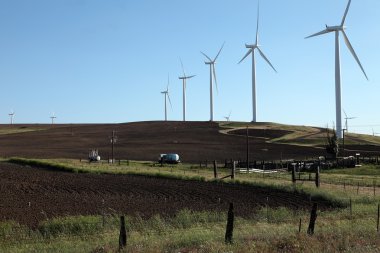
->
239 1 277 123
50 113 57 125
9 110 15 125
224 111 231 122
373 129 380 137
343 110 356 132
305 0 368 139
201 42 225 121
178 59 195 121
161 75 172 121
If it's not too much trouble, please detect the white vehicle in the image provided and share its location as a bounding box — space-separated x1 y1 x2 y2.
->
158 154 180 164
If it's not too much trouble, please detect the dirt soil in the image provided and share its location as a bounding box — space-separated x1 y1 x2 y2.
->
0 122 378 162
0 162 333 228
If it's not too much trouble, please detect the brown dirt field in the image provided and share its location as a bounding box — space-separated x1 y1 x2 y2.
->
0 162 333 228
0 121 378 162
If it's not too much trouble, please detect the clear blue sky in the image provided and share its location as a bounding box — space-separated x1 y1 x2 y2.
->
0 0 379 134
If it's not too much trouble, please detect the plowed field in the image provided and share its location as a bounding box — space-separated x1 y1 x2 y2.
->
0 162 333 228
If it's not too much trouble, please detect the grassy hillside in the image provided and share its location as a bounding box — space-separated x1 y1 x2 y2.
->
219 121 380 147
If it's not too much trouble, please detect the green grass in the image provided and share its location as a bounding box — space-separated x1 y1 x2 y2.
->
1 205 380 252
3 158 380 252
218 121 380 146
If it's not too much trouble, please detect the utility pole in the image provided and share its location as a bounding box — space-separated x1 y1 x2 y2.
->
110 130 117 163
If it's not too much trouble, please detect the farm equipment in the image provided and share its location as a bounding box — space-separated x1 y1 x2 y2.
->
88 149 101 162
158 154 180 164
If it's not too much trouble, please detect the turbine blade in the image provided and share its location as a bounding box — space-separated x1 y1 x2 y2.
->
201 51 213 62
213 41 225 62
305 29 331 39
343 109 347 118
257 48 277 73
179 58 186 76
341 0 352 26
238 49 253 64
187 75 196 79
167 74 170 92
167 93 173 109
342 30 368 80
256 0 260 45
212 65 219 94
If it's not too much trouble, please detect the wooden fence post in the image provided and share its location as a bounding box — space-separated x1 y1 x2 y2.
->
231 161 236 180
377 203 380 233
292 165 296 184
213 160 218 179
119 216 127 250
315 166 320 188
225 203 234 244
298 218 302 233
307 203 318 235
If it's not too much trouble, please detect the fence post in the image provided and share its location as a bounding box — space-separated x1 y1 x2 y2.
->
292 165 296 184
231 161 236 179
377 204 380 233
357 182 360 195
307 203 318 235
298 218 302 233
213 160 218 179
225 203 234 244
119 216 127 250
315 166 320 188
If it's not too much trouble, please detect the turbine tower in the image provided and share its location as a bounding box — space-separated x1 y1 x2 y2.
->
9 110 15 125
239 1 277 123
343 110 356 132
178 59 195 122
305 0 368 139
161 75 172 121
201 42 225 121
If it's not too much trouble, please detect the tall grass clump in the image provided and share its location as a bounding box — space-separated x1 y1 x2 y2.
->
37 216 104 238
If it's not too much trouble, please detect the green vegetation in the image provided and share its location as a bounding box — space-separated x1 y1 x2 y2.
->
3 158 380 252
1 206 379 252
218 122 380 146
0 126 48 136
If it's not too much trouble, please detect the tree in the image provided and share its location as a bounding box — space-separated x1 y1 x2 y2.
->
326 127 339 158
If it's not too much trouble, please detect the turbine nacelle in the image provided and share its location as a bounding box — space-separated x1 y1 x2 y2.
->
245 44 258 49
326 25 345 32
179 75 195 80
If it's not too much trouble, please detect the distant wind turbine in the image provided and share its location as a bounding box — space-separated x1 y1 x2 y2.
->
161 75 172 121
305 0 368 139
178 59 195 122
239 1 277 123
50 113 57 125
224 111 231 122
9 110 15 125
343 110 356 132
373 129 380 137
201 42 225 121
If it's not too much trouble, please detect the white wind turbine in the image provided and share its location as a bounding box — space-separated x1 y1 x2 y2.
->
373 129 380 137
201 42 225 122
161 75 172 121
178 59 195 122
239 1 277 123
343 110 356 132
50 113 57 125
305 0 368 139
224 111 231 122
9 110 15 125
